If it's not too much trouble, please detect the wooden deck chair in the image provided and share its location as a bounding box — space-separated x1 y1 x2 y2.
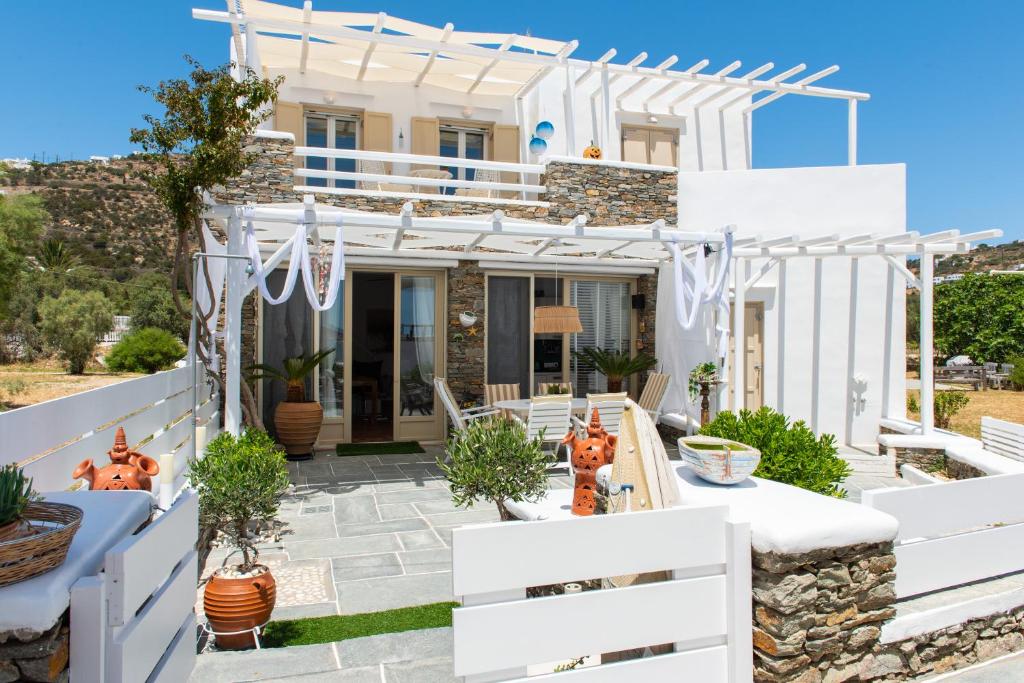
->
512 395 573 466
485 383 520 419
573 392 629 436
537 382 573 397
637 373 671 424
434 377 498 434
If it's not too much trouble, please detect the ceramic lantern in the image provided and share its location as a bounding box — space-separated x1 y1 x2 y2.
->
562 409 618 516
73 426 160 491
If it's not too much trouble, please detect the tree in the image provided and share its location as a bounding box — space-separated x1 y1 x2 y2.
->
36 239 81 275
130 56 282 428
0 195 48 320
933 274 1024 363
127 272 189 339
38 290 114 374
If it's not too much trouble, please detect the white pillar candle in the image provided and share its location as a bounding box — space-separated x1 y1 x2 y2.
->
195 424 208 454
159 453 175 511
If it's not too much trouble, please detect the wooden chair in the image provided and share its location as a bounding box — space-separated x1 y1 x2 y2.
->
537 382 573 397
434 377 498 434
637 373 671 424
512 395 573 465
485 383 520 419
573 392 629 436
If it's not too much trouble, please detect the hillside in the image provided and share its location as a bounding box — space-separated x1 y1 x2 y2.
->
0 157 176 281
909 241 1024 277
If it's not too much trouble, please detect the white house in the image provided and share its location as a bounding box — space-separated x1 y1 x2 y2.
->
193 0 997 447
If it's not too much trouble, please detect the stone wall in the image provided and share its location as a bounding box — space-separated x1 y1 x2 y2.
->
0 614 69 683
447 262 486 405
543 160 678 226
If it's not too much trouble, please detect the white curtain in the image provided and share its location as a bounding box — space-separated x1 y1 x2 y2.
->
656 263 716 420
405 276 435 378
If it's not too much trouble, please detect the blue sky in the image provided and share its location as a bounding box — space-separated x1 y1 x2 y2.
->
2 1 1021 241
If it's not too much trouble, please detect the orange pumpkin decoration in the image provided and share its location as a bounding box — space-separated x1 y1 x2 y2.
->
562 409 617 516
582 142 603 160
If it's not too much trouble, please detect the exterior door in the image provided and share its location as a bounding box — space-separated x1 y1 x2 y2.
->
621 125 678 166
729 302 764 411
394 273 444 441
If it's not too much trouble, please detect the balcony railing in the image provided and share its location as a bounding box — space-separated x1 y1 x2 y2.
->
293 146 547 205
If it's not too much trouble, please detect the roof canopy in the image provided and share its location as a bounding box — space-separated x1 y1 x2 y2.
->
194 2 870 110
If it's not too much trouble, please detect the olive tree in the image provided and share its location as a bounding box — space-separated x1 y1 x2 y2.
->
130 56 282 427
38 290 114 374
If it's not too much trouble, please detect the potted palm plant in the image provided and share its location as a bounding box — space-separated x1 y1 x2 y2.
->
572 347 657 393
188 429 290 650
250 349 333 458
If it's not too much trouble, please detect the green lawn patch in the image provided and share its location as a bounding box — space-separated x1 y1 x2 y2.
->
335 441 425 456
262 601 456 648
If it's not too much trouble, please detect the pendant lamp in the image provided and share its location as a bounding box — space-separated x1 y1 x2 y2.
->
533 243 583 334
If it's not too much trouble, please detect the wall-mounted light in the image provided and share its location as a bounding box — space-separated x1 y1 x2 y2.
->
462 106 474 118
323 92 336 104
647 114 659 124
398 128 405 148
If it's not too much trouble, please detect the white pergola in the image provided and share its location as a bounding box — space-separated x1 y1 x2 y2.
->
202 197 1000 440
194 1 869 162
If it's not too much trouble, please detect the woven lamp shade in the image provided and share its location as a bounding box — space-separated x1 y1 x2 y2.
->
534 306 583 334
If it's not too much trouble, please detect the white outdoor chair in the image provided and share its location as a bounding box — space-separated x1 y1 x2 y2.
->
435 377 498 434
573 392 629 437
512 395 573 466
485 383 520 419
409 168 452 195
455 168 500 198
637 373 671 424
358 159 413 193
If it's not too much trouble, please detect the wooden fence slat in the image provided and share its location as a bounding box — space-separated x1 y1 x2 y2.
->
506 646 729 683
147 613 197 683
894 522 1024 598
453 576 727 677
862 473 1024 540
106 550 197 683
452 506 728 597
1 366 190 466
106 492 199 626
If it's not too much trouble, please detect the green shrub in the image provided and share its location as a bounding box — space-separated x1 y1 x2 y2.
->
700 407 850 498
38 289 114 374
934 391 970 429
187 429 290 572
1009 357 1024 390
105 327 185 374
439 416 550 520
127 272 189 339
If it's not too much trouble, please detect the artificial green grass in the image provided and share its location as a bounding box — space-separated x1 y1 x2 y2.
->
335 440 425 456
262 601 457 648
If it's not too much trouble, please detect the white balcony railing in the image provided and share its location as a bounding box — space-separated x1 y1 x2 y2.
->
293 146 547 205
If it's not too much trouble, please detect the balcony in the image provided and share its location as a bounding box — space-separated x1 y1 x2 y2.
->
293 146 548 207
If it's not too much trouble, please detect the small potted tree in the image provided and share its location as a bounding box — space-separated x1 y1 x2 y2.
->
250 349 334 458
688 361 721 427
438 416 550 521
572 347 657 393
188 429 290 649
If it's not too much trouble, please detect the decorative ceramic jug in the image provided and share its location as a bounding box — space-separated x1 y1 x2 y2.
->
73 426 160 491
562 409 618 516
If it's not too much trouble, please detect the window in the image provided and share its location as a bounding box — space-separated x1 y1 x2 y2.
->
439 125 487 194
570 281 632 394
305 112 359 189
622 125 678 166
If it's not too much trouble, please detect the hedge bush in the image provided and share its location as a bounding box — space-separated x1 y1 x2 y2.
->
105 327 185 374
700 407 850 498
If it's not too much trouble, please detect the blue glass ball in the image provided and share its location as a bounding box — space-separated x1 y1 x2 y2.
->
535 120 555 140
528 136 548 155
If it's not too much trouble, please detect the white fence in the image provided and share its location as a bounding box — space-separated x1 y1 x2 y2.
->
451 505 752 682
0 364 219 495
70 490 199 683
293 146 546 203
981 416 1024 462
862 473 1024 598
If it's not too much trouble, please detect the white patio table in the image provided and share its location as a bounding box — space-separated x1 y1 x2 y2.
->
493 397 588 415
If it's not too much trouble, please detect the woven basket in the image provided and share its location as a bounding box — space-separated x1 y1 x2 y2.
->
0 502 83 588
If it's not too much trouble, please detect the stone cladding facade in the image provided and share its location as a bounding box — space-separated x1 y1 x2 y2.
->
0 614 69 683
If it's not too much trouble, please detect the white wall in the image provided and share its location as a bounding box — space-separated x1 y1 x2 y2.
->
677 164 908 444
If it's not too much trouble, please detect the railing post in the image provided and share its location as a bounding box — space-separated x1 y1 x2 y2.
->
847 98 858 166
919 254 935 434
224 210 244 436
732 257 747 411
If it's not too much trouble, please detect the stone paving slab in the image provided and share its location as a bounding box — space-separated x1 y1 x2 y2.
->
190 643 338 682
335 572 454 614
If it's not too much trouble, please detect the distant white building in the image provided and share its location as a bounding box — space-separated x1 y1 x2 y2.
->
1 158 32 170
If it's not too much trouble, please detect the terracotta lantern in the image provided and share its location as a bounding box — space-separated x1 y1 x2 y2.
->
562 409 618 516
73 426 160 491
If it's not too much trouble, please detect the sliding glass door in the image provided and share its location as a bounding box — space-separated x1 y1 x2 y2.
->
571 280 632 394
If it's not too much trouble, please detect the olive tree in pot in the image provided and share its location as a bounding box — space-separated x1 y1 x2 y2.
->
250 349 333 458
571 347 657 393
188 429 290 649
438 416 550 521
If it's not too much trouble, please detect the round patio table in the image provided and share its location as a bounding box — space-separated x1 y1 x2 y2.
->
493 398 588 414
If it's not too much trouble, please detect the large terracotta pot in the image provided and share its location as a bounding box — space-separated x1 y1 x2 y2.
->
204 566 277 649
274 401 323 457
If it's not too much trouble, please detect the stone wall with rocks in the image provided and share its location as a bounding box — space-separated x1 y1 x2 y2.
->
447 262 486 405
0 614 69 683
543 160 678 226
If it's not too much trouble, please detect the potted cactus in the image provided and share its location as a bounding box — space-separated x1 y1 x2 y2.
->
188 429 291 649
0 465 37 542
250 349 334 458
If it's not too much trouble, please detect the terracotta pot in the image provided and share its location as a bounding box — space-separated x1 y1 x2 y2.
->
606 378 623 393
274 401 323 456
204 566 277 649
